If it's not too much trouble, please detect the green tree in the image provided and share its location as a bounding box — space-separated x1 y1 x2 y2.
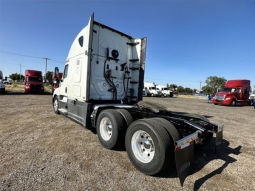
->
205 76 227 93
202 85 213 95
9 73 24 81
45 71 53 83
184 87 193 94
177 86 185 93
169 84 178 91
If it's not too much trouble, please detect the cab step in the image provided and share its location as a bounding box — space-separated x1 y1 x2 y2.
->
58 108 68 115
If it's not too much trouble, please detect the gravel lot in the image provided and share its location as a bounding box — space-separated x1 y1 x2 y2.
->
0 93 254 190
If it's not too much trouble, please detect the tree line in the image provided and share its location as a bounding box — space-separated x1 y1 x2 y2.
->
163 76 227 95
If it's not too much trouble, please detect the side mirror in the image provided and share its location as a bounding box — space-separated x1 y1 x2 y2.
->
54 67 59 78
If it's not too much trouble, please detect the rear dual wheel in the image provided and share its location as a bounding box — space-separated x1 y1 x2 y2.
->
125 118 179 175
96 109 133 150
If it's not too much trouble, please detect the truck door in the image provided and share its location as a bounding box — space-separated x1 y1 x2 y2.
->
235 88 241 100
243 84 249 101
59 64 69 100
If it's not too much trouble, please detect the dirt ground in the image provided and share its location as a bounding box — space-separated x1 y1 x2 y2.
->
0 92 255 191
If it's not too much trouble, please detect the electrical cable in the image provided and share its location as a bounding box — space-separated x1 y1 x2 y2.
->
0 51 64 63
103 58 116 100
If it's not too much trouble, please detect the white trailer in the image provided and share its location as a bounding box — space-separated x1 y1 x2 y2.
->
156 85 173 97
143 82 160 96
52 13 224 186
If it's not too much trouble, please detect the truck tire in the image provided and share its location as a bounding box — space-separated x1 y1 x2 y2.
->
53 96 60 114
96 109 125 150
153 118 180 141
117 109 133 128
152 118 180 167
231 100 236 106
125 119 171 175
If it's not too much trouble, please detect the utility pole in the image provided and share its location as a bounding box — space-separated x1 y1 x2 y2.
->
200 81 202 91
19 63 22 84
43 57 50 84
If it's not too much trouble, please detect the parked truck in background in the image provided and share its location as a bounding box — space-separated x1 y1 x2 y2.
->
212 79 251 106
156 85 173 97
24 70 44 94
3 77 12 85
52 72 63 94
0 70 6 94
52 14 224 186
0 70 3 80
249 90 255 106
143 82 161 96
0 79 5 94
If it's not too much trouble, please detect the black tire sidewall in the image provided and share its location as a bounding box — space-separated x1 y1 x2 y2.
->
117 109 133 127
96 109 124 150
53 96 60 114
151 117 179 168
125 120 168 175
231 100 236 106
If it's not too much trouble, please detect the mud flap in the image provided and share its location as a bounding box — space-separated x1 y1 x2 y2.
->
175 131 199 186
215 125 223 152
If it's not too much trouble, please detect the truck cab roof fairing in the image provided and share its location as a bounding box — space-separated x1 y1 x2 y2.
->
66 17 93 61
66 15 134 62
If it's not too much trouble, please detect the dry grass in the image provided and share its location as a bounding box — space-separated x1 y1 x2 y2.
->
5 84 52 93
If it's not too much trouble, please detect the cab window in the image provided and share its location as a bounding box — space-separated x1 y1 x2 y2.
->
63 64 69 79
78 36 83 47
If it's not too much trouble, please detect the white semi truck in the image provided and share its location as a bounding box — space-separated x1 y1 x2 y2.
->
52 14 223 186
249 90 255 105
143 82 161 97
156 85 173 97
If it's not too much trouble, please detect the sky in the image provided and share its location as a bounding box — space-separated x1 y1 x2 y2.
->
0 0 254 90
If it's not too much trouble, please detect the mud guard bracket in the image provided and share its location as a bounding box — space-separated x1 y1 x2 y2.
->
215 125 223 152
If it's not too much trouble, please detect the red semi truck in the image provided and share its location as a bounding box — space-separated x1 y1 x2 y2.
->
212 79 250 106
24 70 44 94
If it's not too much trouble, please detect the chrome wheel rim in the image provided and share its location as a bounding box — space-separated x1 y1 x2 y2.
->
131 130 154 163
100 117 112 141
54 99 58 112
